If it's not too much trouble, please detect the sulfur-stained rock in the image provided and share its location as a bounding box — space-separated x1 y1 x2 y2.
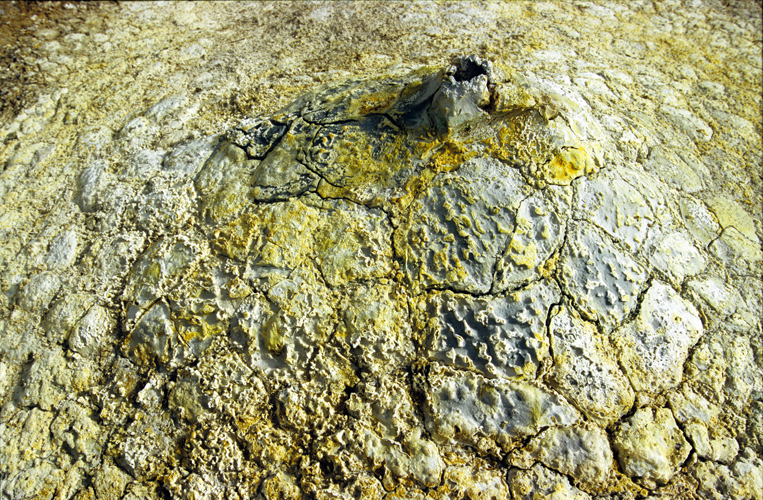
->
547 305 634 426
397 156 531 294
683 339 729 402
611 281 704 394
710 226 763 270
344 374 419 439
558 221 648 332
192 346 268 433
668 387 722 427
613 407 691 489
121 233 208 323
357 427 444 488
705 196 760 246
195 142 258 223
691 451 763 500
17 346 79 410
416 279 559 380
162 136 219 177
418 363 579 453
0 407 55 475
260 471 302 500
684 421 740 464
679 196 722 247
336 283 413 375
131 174 197 234
229 118 288 159
574 169 654 252
234 265 335 380
493 186 569 291
43 292 97 344
109 410 180 480
428 465 510 500
250 118 321 202
2 461 65 500
296 65 444 127
315 200 394 287
124 301 178 367
50 400 105 466
723 334 760 412
482 94 601 188
304 114 417 207
222 199 321 272
508 463 592 500
92 460 132 500
518 422 613 489
686 276 746 325
650 232 707 284
314 418 444 489
644 145 706 193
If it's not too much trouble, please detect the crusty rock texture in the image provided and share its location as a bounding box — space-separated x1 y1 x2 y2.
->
0 2 761 499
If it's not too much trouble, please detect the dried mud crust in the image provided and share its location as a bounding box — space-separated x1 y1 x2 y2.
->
0 2 761 500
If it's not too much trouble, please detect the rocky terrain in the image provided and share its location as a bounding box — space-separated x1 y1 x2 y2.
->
0 1 761 499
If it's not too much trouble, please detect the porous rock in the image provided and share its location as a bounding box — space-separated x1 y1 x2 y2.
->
517 422 613 489
508 463 592 500
547 305 634 426
415 278 559 380
417 363 579 454
611 281 704 394
613 407 692 489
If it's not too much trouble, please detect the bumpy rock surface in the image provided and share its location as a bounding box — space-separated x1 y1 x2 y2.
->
0 2 761 499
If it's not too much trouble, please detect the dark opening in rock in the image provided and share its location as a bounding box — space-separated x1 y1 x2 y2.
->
452 55 490 82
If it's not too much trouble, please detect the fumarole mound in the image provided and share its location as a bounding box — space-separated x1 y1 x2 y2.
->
1 48 762 500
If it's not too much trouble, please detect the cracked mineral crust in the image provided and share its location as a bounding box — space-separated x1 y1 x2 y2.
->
0 2 761 499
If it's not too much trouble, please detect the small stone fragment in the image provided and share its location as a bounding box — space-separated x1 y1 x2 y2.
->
16 271 61 312
68 305 115 357
45 229 79 269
